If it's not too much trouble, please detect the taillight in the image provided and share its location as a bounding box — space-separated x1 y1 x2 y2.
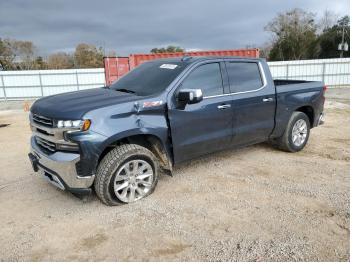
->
323 85 327 92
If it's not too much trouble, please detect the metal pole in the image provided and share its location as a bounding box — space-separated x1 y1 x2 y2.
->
340 23 345 58
286 64 289 80
322 63 326 82
38 72 44 97
0 74 7 101
75 71 80 91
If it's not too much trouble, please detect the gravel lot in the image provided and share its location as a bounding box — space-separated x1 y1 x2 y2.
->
0 89 349 261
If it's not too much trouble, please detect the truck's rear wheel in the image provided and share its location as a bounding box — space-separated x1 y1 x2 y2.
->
273 111 310 152
94 144 159 206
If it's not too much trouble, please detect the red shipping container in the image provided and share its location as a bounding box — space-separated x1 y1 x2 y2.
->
129 48 259 69
103 57 129 85
104 49 259 85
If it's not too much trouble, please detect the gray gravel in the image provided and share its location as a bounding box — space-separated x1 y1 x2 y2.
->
0 89 349 261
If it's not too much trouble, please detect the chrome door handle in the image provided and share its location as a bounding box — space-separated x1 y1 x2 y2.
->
262 98 274 102
217 104 231 109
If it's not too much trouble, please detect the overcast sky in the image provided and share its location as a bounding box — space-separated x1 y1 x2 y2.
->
1 0 349 56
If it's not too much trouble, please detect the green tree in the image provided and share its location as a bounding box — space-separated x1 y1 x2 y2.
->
265 8 318 61
150 45 184 53
316 16 350 58
74 43 104 68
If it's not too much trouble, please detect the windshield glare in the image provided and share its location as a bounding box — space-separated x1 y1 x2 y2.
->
110 61 187 96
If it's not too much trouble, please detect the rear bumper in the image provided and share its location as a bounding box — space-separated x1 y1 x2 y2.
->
29 136 95 193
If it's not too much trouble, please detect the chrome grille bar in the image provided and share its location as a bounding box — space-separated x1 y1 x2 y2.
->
35 136 56 152
32 114 53 127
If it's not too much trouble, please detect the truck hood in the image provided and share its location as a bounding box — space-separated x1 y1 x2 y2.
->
30 88 139 119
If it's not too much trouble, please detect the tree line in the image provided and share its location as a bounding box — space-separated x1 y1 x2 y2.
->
1 8 349 70
0 41 109 70
263 9 350 60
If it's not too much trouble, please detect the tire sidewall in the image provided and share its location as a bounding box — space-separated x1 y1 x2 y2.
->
287 112 310 152
107 154 158 204
95 144 159 206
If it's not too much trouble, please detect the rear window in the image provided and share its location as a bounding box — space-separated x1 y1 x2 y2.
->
110 61 187 96
226 62 263 93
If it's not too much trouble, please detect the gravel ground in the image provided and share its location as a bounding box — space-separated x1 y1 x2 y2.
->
0 89 349 261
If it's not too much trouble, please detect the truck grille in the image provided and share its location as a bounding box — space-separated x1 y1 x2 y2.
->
32 114 53 127
35 136 56 153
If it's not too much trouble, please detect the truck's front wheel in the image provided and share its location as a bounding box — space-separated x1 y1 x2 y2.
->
94 144 159 206
273 111 310 152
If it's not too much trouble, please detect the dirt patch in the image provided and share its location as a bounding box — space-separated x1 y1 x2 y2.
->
0 89 349 261
153 243 192 257
79 232 108 250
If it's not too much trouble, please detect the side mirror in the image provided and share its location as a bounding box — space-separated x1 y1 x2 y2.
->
177 89 203 105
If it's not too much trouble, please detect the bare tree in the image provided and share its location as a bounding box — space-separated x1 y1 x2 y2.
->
47 52 74 69
259 42 273 59
265 8 318 61
10 40 37 70
0 38 16 70
318 10 338 33
74 43 104 68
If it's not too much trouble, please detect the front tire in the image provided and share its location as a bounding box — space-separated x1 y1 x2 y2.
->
273 111 310 152
94 144 159 206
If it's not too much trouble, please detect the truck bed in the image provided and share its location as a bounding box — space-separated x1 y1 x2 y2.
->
274 79 324 93
274 79 314 86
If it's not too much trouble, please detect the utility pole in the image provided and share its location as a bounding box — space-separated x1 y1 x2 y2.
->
340 24 345 58
338 18 349 58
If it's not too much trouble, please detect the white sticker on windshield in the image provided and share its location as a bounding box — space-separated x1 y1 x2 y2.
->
160 64 178 69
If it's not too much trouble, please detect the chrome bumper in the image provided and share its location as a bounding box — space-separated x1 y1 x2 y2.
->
30 136 95 190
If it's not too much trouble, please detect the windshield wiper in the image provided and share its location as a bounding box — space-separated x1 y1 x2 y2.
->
115 88 136 94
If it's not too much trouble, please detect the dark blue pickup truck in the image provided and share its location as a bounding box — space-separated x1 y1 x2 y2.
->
28 57 325 205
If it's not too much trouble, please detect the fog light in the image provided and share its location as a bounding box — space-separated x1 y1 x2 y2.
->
56 143 79 152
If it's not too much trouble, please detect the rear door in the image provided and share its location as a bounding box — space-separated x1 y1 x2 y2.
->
225 60 275 146
168 61 233 163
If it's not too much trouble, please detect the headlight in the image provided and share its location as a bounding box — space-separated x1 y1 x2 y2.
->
56 119 91 131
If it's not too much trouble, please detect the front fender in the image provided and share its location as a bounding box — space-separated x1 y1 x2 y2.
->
82 101 171 172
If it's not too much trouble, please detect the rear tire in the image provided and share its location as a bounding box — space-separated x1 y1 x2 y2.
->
94 144 159 206
272 111 310 152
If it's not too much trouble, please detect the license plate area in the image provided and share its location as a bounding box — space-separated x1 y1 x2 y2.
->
28 153 65 190
28 153 39 172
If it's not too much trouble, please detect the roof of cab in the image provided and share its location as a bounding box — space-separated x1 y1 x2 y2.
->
148 56 263 64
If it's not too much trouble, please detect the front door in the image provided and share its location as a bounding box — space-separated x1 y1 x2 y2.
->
168 62 233 163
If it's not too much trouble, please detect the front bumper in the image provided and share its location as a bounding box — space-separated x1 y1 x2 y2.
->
29 136 95 193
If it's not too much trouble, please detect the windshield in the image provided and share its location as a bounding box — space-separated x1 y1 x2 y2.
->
110 60 188 96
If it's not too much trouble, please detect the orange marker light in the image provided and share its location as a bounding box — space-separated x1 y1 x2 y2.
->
82 120 91 131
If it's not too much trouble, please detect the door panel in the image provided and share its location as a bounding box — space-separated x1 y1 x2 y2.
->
169 96 233 163
231 91 275 146
168 62 233 163
225 61 275 146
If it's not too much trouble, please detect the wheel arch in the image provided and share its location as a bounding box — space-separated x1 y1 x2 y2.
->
295 105 315 127
97 132 173 172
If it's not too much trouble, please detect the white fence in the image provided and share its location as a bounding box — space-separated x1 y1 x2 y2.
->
268 58 350 88
0 68 105 100
1 58 350 100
